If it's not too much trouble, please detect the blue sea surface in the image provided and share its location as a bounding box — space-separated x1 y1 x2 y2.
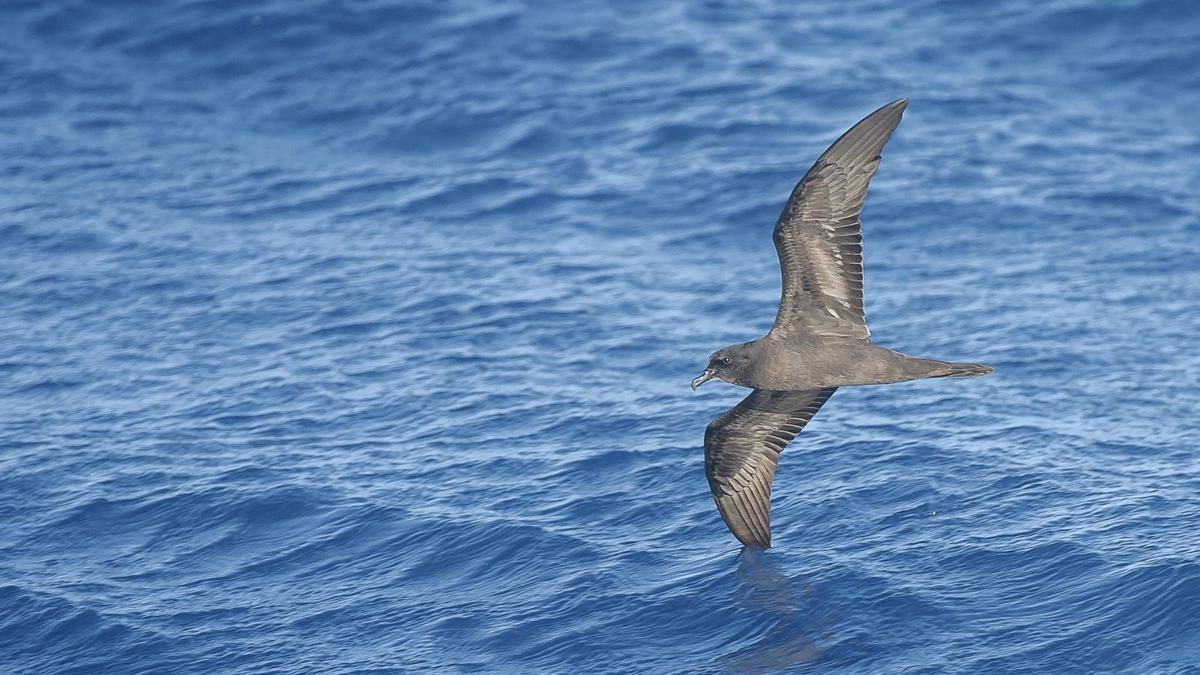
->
2 1 1199 673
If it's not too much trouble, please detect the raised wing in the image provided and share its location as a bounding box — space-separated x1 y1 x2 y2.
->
704 388 837 548
770 99 907 339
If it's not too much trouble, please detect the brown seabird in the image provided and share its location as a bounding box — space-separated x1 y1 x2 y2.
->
692 99 993 549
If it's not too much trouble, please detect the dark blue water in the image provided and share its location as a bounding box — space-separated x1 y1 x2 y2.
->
3 1 1199 673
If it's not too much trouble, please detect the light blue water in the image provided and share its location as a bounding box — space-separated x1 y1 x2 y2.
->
2 1 1199 673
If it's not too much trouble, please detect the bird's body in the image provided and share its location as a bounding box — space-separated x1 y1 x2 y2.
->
709 335 989 390
693 99 992 549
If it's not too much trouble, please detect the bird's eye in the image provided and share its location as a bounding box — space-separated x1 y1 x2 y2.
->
721 356 732 364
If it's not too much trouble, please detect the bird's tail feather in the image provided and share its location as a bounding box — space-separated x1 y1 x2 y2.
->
922 360 994 378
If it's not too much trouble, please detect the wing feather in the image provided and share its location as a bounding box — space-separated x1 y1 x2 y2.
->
770 99 907 339
704 388 837 548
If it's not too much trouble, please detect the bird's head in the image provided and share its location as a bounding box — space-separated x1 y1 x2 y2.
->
691 343 754 390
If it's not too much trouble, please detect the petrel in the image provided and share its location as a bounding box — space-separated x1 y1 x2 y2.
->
691 99 992 549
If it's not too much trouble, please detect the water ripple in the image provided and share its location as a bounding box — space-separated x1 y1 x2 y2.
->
2 0 1199 673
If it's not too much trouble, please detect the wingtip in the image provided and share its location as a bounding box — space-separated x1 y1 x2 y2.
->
733 528 771 550
716 493 773 550
864 98 908 120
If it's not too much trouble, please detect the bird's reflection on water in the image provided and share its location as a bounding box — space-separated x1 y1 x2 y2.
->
717 548 832 673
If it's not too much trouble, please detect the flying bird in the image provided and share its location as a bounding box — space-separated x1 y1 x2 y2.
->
692 99 992 549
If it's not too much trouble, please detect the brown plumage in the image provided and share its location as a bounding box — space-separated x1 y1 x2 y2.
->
692 100 993 549
704 389 837 548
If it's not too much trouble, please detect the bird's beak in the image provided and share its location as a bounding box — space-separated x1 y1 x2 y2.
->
691 368 715 390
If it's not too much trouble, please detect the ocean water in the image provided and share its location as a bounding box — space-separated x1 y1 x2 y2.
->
2 0 1199 672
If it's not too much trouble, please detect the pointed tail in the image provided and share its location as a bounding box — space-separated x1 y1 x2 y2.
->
922 360 994 378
